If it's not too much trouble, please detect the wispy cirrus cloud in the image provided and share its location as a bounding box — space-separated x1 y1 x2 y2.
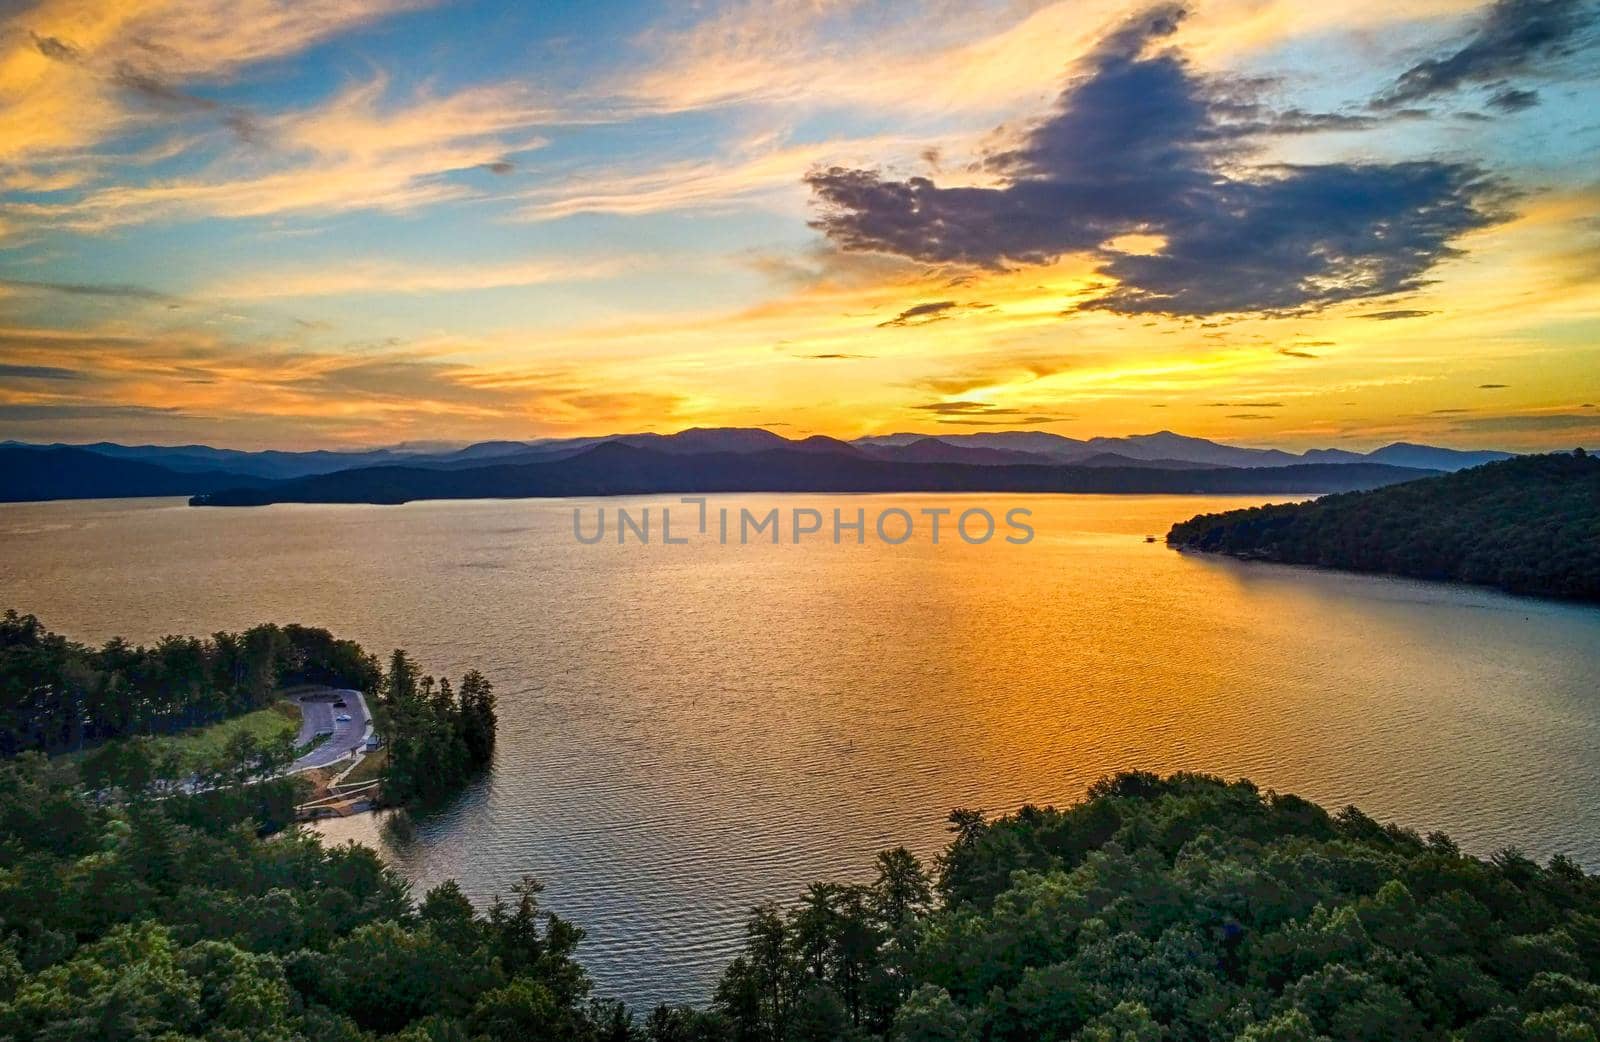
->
0 363 82 381
0 277 174 301
915 352 1081 398
204 255 639 300
0 0 426 170
17 76 557 230
613 0 1106 117
910 399 1065 423
612 0 1490 121
0 319 697 445
512 135 916 222
1448 411 1600 432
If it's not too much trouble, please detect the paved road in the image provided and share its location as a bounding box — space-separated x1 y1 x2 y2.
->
291 688 373 771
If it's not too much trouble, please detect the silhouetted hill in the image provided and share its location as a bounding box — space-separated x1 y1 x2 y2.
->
1082 430 1302 467
853 430 1514 470
1070 451 1221 470
855 430 1089 459
614 426 793 454
1362 441 1516 470
788 434 864 455
1167 451 1600 601
5 440 429 479
190 443 1435 506
0 446 268 503
858 437 1054 466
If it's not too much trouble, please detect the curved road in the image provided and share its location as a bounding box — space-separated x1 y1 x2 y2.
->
290 688 373 771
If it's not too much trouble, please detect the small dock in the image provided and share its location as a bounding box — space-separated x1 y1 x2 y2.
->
295 779 382 820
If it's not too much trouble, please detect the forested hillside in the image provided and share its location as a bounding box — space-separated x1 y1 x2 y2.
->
0 610 380 757
1167 451 1600 601
688 772 1600 1042
0 752 618 1042
3 766 1597 1040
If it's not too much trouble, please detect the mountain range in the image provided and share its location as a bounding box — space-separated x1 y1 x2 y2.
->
0 428 1516 504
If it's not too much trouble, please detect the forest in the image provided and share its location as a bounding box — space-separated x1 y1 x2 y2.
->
1167 450 1600 601
379 648 498 805
0 612 495 811
0 609 380 757
3 761 1597 1040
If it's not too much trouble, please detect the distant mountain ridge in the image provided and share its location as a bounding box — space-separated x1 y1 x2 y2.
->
0 426 1515 503
191 442 1434 507
852 430 1513 471
0 446 273 503
6 427 1514 479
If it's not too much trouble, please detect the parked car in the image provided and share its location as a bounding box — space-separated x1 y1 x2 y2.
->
335 714 352 723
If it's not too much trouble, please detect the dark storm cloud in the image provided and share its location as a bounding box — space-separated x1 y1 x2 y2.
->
805 5 1507 318
1377 0 1600 108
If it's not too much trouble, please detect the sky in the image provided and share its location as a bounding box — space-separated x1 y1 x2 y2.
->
0 0 1597 452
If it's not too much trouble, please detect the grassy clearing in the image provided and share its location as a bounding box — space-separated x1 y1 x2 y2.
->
155 704 300 772
337 747 386 788
59 701 302 773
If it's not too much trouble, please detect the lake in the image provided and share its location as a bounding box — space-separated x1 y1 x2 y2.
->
3 492 1598 1007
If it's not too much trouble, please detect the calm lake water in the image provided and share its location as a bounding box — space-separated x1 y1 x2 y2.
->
3 493 1599 1006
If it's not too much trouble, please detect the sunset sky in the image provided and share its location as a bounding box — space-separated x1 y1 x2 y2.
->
1 0 1597 451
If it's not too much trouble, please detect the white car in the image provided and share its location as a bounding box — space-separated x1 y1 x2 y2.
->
335 713 352 723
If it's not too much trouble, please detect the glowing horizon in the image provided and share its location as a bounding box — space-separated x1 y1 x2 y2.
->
1 0 1597 453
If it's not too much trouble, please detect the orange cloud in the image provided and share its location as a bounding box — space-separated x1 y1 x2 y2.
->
0 0 424 170
18 75 558 230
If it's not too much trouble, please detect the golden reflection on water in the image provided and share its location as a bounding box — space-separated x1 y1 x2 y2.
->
3 492 1599 1005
